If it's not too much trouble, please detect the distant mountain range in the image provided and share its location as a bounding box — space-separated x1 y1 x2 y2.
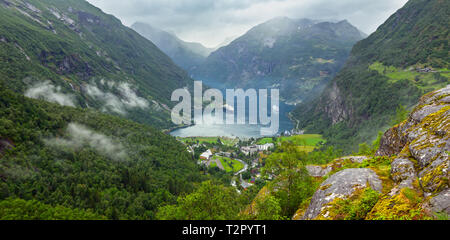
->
291 0 450 151
190 17 367 104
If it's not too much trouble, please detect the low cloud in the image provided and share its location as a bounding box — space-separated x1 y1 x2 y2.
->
85 80 149 115
87 0 408 47
25 81 76 107
117 82 150 109
45 123 126 160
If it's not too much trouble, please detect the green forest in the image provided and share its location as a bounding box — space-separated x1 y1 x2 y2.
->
0 84 205 219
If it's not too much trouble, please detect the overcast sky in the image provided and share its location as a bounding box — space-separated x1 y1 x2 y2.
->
87 0 408 48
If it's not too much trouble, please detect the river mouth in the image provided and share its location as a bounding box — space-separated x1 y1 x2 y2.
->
170 101 295 138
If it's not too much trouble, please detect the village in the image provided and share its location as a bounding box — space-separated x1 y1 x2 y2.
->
179 136 276 192
177 133 325 193
200 142 275 191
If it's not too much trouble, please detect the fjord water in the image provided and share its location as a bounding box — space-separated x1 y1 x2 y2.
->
170 101 295 138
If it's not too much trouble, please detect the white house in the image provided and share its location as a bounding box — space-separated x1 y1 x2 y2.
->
241 146 258 156
200 149 213 160
257 143 274 151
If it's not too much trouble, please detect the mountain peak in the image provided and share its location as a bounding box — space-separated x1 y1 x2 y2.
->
131 22 212 71
193 16 365 104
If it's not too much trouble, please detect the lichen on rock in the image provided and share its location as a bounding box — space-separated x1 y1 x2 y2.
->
305 156 368 178
376 85 449 194
296 86 450 220
301 168 382 220
428 188 450 215
391 158 416 187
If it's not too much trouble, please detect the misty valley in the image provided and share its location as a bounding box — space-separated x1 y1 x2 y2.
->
0 0 448 223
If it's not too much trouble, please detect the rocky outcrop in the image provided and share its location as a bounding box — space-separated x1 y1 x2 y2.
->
339 156 368 163
306 156 368 177
390 158 416 189
375 126 408 156
302 168 382 220
429 189 450 214
370 85 450 218
305 165 332 178
376 85 449 194
296 86 449 220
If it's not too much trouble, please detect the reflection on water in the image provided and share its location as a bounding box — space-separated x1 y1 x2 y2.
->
170 102 294 138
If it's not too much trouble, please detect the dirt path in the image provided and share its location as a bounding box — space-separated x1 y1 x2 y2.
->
215 158 225 170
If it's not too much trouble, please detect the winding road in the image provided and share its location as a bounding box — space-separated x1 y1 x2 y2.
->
234 158 248 176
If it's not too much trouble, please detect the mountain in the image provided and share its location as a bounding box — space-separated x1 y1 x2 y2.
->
131 22 213 72
191 17 366 104
212 35 238 51
0 0 195 129
292 0 449 151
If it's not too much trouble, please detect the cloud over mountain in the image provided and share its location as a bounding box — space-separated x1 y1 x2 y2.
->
87 0 407 47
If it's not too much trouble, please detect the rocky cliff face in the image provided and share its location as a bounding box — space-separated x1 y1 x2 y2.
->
320 82 353 125
301 168 382 220
374 85 449 216
296 85 449 220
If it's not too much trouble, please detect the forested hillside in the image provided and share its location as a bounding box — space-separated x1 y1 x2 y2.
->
0 84 203 219
0 0 194 129
292 0 449 151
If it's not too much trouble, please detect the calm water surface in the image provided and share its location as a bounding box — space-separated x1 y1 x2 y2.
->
170 101 294 138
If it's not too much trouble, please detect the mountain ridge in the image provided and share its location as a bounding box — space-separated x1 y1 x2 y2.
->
191 17 366 104
0 0 195 129
131 22 213 72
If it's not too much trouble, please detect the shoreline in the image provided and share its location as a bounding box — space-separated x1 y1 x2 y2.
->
162 123 194 135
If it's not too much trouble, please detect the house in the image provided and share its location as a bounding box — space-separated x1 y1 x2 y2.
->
257 143 274 151
200 149 212 160
218 151 232 158
251 158 259 168
251 168 260 175
241 145 258 156
416 67 434 73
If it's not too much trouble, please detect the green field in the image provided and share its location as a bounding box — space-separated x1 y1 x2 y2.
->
178 137 239 146
295 146 316 153
257 134 324 146
369 62 449 90
256 134 324 153
212 156 244 173
210 161 217 168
